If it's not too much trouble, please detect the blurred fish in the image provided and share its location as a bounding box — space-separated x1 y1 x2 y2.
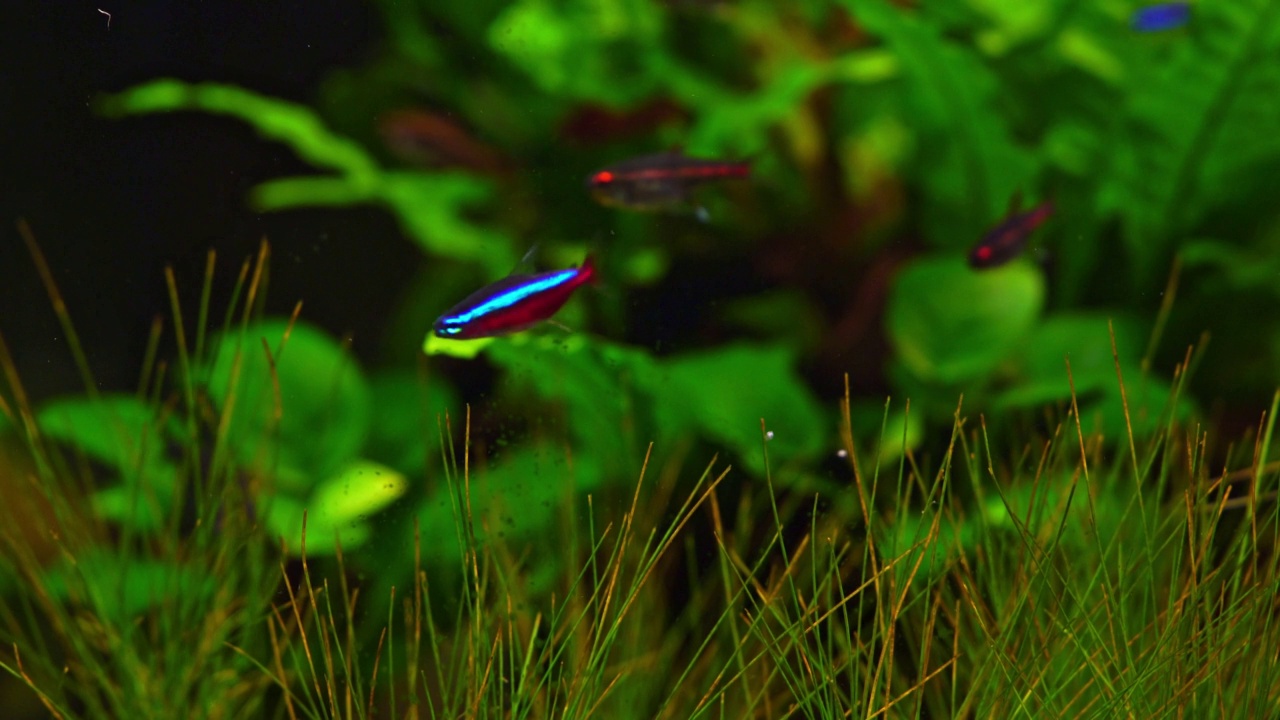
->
377 109 507 174
586 151 751 213
1131 3 1191 32
433 255 596 339
968 200 1054 269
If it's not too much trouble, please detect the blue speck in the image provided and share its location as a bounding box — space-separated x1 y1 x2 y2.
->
1131 3 1191 32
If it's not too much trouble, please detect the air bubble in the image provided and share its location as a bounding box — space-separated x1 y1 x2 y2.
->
765 431 775 441
836 449 848 458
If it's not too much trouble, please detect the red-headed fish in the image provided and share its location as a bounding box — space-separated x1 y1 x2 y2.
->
433 255 596 339
586 151 751 213
968 200 1054 269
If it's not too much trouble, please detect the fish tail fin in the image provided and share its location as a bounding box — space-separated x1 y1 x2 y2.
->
578 252 598 285
1032 200 1056 224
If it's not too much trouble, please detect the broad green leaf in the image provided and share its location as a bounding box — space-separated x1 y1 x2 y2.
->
487 334 653 484
719 290 825 354
424 334 497 358
310 459 409 524
101 80 516 273
887 257 1044 385
365 372 457 477
996 313 1142 409
267 459 407 555
90 486 168 532
206 320 370 491
251 173 515 275
657 344 826 473
376 172 516 273
265 495 364 555
37 395 178 495
416 447 595 574
1082 374 1196 438
41 551 216 624
261 453 404 556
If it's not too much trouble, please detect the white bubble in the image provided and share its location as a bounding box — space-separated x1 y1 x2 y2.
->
836 449 848 458
765 430 775 441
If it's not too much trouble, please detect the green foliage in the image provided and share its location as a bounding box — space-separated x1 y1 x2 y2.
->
37 395 180 530
100 80 516 274
1102 0 1280 285
488 0 665 106
266 459 408 553
32 1 1280 714
205 319 370 489
888 256 1044 385
39 551 217 626
849 0 1038 245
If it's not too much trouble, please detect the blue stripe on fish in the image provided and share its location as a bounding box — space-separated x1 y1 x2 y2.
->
1131 3 1191 32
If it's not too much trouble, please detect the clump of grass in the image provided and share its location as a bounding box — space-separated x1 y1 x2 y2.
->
2 228 1279 718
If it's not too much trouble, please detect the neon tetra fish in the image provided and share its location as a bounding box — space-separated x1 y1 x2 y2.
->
1131 3 1191 32
433 255 596 339
968 200 1054 269
586 151 751 213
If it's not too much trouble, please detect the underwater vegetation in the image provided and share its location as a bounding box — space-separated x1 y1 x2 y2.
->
5 0 1280 716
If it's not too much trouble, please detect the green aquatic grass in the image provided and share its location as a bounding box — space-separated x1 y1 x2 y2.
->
2 242 1280 718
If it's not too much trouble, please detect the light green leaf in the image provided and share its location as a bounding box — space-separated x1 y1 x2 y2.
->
658 344 826 473
37 395 179 501
996 314 1142 409
424 334 497 358
310 459 409 525
266 459 407 556
206 320 370 491
98 79 379 179
887 257 1045 385
41 551 216 623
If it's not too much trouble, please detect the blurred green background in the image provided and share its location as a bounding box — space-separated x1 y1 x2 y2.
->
6 0 1280 634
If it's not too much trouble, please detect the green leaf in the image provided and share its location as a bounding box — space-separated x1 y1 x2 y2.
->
424 334 497 358
98 79 379 179
486 334 652 485
995 313 1142 410
366 372 456 477
415 446 596 573
488 0 665 106
41 551 216 624
887 257 1045 385
101 80 516 273
90 486 168 532
266 459 408 555
1082 374 1196 439
657 344 826 473
205 320 370 491
37 395 179 501
375 172 516 273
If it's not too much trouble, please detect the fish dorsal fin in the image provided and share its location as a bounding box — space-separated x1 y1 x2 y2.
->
510 243 540 275
1005 190 1024 218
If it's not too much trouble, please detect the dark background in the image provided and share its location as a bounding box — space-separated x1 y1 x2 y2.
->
1 1 416 401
